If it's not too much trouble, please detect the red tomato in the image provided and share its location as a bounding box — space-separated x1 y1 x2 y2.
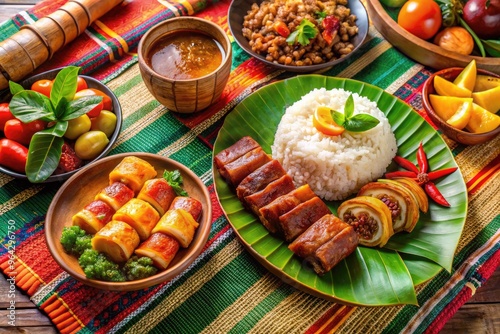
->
273 21 290 38
89 88 112 111
31 79 53 98
0 103 15 131
397 0 442 40
76 76 89 92
74 89 104 118
0 138 28 173
4 119 46 146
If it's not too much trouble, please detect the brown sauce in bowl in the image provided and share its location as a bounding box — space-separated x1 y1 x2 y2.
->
147 30 225 80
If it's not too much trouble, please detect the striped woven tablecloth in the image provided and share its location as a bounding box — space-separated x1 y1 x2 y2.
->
0 0 499 333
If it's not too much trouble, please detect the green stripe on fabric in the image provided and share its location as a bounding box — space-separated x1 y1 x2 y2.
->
382 215 500 334
232 44 252 70
0 21 20 41
168 141 213 178
112 74 146 98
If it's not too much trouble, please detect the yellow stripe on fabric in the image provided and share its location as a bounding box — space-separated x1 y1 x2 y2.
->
467 162 499 193
176 0 195 15
157 0 183 16
200 273 283 334
52 292 87 330
124 239 244 333
385 63 424 94
84 30 117 62
93 20 130 54
0 185 44 215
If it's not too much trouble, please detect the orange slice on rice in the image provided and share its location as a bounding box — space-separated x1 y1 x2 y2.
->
313 106 345 136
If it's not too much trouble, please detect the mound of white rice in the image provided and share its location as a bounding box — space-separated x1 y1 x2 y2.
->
271 88 397 201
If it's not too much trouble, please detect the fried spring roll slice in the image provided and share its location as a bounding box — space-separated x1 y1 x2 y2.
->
113 198 160 241
152 209 199 248
95 182 135 211
214 136 260 170
92 220 140 263
72 200 115 234
169 196 203 223
218 147 271 187
258 184 316 235
245 174 295 215
135 233 180 270
137 178 176 216
278 196 331 242
236 159 286 201
288 214 359 275
109 156 157 193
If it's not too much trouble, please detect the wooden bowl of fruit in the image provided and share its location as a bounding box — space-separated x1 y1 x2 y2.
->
422 60 500 145
366 0 500 74
0 67 122 183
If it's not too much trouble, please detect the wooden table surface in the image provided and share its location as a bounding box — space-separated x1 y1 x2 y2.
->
0 1 498 333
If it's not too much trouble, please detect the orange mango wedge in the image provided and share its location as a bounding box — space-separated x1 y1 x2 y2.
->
466 103 500 134
471 86 500 114
453 59 476 92
434 75 472 98
429 95 473 121
446 100 473 130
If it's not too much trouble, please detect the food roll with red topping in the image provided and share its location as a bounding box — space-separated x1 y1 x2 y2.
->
137 178 177 215
135 233 180 270
109 156 157 193
152 208 199 248
214 136 260 170
92 220 140 263
95 182 135 211
112 198 160 241
72 200 115 234
169 196 203 223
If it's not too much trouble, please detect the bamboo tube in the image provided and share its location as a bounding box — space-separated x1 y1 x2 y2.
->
0 0 123 90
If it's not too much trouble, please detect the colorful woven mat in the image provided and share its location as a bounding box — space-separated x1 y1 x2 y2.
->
1 0 499 333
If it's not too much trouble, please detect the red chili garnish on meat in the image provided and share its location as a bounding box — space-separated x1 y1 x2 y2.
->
322 15 340 45
385 141 457 207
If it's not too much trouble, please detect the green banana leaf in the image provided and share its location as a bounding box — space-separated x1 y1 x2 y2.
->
212 75 467 306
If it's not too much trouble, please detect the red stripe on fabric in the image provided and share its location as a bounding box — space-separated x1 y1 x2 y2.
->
477 249 500 283
304 304 343 334
467 154 500 194
320 305 356 334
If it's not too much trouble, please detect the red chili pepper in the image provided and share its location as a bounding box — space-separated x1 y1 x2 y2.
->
417 142 428 173
424 182 450 207
427 167 458 181
0 138 28 173
393 155 419 174
3 119 46 146
0 103 15 131
321 15 340 45
385 170 418 179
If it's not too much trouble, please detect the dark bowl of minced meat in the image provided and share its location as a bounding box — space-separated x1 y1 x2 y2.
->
228 0 369 73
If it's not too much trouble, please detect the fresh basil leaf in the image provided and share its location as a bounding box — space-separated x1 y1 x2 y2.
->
9 81 25 95
482 39 500 57
344 94 354 118
9 90 55 122
51 66 80 107
62 96 102 120
332 110 345 126
41 121 68 137
54 97 69 119
344 114 380 132
26 132 64 183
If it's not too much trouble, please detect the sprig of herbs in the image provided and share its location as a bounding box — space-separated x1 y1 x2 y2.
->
332 95 380 132
8 66 102 182
163 170 188 196
286 19 318 46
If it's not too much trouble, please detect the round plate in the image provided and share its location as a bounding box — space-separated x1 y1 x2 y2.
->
0 68 122 182
213 75 467 306
45 152 212 291
366 0 500 75
228 0 369 73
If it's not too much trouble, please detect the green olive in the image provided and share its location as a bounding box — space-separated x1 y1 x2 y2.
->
90 110 117 138
65 114 91 140
74 131 109 160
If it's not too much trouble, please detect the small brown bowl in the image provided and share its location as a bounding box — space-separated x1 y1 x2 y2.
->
45 152 212 291
422 68 500 145
138 17 232 113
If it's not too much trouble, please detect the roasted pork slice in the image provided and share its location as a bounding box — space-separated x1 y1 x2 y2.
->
289 214 359 275
278 196 331 242
214 136 260 170
137 178 177 216
169 196 203 222
109 156 157 193
236 159 286 201
245 174 295 215
218 147 271 187
72 200 115 234
95 182 135 211
135 232 180 270
92 220 140 263
258 184 317 235
112 198 160 241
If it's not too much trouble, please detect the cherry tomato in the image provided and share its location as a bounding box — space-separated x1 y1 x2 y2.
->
89 88 113 111
31 79 53 98
273 21 290 38
312 106 345 136
0 103 15 131
0 138 28 173
74 131 109 160
4 119 46 146
397 0 442 40
76 76 89 92
74 89 104 118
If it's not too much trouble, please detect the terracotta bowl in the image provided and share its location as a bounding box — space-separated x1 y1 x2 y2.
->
138 17 232 113
45 152 212 291
228 0 369 73
421 68 500 145
0 68 122 182
366 0 500 74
